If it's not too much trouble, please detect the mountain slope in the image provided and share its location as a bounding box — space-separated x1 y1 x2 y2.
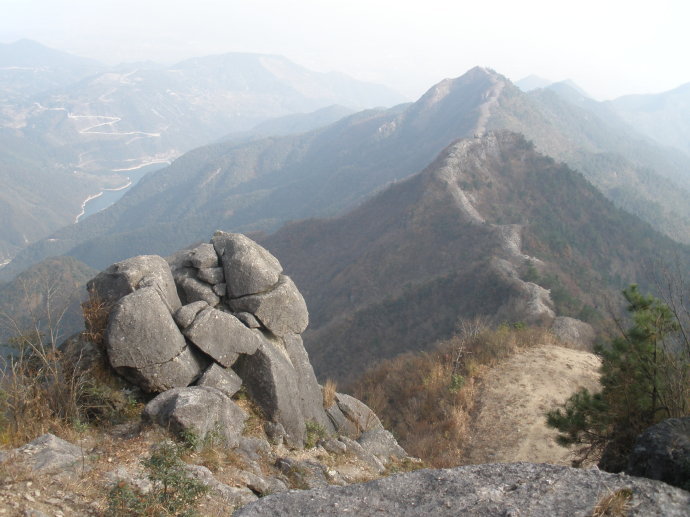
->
4 67 690 280
609 82 690 157
261 132 690 382
487 83 690 241
0 47 405 266
0 39 103 101
0 256 96 344
0 129 103 264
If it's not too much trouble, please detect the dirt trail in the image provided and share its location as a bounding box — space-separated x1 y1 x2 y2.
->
465 344 601 466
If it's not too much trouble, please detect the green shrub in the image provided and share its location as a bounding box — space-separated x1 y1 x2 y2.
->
304 421 327 448
106 441 209 517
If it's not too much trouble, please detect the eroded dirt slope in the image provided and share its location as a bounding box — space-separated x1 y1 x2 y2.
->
465 344 601 465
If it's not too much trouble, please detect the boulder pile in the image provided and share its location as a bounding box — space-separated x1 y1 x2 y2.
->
87 232 399 453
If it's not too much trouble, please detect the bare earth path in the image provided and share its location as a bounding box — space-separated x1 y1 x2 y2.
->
465 344 601 465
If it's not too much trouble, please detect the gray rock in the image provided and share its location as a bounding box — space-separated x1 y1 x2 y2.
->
1 434 84 474
166 247 194 270
212 231 283 298
224 466 286 496
275 458 330 489
228 275 308 336
284 333 335 433
213 282 227 296
24 510 50 517
358 428 407 463
174 301 209 329
143 386 247 447
178 275 221 307
87 255 181 311
318 437 348 455
550 316 596 350
198 266 225 285
106 287 207 392
196 363 243 397
183 307 263 367
264 422 288 445
338 436 385 473
185 464 258 506
189 243 219 269
234 338 306 447
235 311 262 329
336 393 383 434
234 462 690 517
326 404 359 437
627 417 690 490
237 436 272 462
106 465 154 494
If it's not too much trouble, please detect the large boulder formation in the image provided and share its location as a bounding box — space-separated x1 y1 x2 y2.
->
627 417 690 490
87 255 181 311
106 287 208 392
86 231 365 449
234 462 690 516
211 232 283 298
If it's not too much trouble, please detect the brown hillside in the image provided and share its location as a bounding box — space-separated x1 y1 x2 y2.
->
264 131 689 383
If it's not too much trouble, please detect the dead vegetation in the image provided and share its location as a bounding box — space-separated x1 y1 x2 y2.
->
590 488 633 517
350 319 559 467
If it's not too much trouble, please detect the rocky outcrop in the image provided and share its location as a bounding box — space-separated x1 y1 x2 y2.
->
0 434 84 477
86 231 386 451
87 255 181 311
105 287 208 392
234 462 690 516
627 417 690 490
211 232 283 298
143 387 247 448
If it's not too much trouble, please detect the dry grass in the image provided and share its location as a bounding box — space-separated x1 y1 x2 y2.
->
591 488 633 517
81 293 111 346
233 389 267 438
323 378 337 408
0 290 139 447
350 320 555 467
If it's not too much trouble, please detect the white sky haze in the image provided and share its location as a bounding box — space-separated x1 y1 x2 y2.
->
1 0 688 100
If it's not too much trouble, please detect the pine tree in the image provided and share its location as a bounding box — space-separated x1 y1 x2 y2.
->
547 285 689 471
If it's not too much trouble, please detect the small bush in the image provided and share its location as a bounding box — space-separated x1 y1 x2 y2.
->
305 421 327 448
106 441 209 517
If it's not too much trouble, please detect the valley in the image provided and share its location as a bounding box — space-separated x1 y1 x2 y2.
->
0 41 406 268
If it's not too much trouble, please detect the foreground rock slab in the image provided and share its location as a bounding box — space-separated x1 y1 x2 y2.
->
0 434 84 475
233 462 690 517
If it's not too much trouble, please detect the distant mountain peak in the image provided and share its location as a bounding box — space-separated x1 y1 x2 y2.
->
515 74 553 92
547 79 591 99
412 66 507 113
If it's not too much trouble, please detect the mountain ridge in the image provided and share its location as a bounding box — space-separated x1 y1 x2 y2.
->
3 66 690 281
262 131 690 382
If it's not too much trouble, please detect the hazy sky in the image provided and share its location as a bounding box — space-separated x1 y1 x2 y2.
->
2 0 688 100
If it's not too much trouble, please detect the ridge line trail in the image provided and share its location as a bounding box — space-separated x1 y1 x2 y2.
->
464 344 601 466
473 77 504 135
